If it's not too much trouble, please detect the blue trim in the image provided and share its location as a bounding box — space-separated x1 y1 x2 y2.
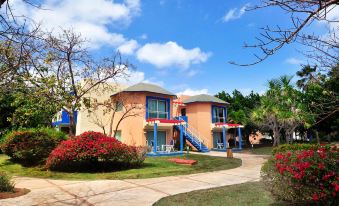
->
232 148 243 152
211 148 243 152
222 126 227 149
146 96 171 120
211 148 227 152
52 110 78 127
153 123 158 153
180 124 184 152
178 116 188 122
146 152 184 156
211 105 227 123
238 127 242 150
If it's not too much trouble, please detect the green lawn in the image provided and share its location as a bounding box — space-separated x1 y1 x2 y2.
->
154 181 287 206
0 154 241 180
245 146 273 156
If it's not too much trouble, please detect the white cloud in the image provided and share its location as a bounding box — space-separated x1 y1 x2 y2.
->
142 79 164 87
117 40 139 55
324 5 339 30
116 70 145 86
222 3 249 22
187 69 199 77
11 0 140 49
285 57 305 65
177 88 209 96
136 41 211 69
140 34 148 40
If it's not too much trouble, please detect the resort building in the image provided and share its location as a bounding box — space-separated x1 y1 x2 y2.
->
52 82 244 155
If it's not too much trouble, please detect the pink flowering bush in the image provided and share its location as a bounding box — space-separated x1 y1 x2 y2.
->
46 131 146 171
262 144 339 205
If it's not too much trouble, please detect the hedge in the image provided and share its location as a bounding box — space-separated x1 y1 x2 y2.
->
1 128 67 165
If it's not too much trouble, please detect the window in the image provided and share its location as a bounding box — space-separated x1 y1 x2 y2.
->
147 98 168 119
115 130 122 141
212 106 226 123
115 101 123 111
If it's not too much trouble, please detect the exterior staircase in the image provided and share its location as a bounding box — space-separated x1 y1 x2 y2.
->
174 117 209 152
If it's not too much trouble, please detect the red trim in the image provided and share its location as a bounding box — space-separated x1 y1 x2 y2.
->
215 123 242 127
146 118 184 124
173 100 185 106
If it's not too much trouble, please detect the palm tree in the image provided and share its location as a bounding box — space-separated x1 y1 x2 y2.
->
252 75 310 146
296 65 322 90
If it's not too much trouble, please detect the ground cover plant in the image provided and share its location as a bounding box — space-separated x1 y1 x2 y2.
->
0 172 14 193
262 144 339 205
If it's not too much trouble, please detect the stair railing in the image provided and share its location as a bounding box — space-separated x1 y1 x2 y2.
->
177 117 207 149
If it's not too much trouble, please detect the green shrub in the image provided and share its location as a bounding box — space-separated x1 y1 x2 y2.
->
272 143 320 155
0 172 14 192
262 145 339 205
1 128 67 165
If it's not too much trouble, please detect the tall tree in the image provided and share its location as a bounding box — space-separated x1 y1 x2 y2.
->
299 64 339 141
7 30 131 135
296 65 323 90
216 89 261 144
231 0 339 68
251 75 312 146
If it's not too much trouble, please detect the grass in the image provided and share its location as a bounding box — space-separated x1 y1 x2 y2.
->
0 154 241 180
244 146 273 156
154 181 287 206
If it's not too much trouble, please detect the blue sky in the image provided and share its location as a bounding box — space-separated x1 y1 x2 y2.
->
12 0 331 95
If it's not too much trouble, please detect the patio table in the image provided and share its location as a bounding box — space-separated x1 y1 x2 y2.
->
161 145 175 152
217 143 224 149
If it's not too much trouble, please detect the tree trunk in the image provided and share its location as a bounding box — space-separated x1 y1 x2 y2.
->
108 111 116 137
285 133 290 144
315 130 320 144
290 132 294 143
272 118 280 146
113 117 124 138
273 129 280 146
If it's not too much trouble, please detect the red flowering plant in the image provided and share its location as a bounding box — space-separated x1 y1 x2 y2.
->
262 144 338 205
46 131 146 171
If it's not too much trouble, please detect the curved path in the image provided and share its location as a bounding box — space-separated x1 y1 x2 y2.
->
0 152 268 206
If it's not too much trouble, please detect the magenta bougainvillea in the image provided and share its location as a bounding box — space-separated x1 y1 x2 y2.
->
263 144 338 204
46 131 146 171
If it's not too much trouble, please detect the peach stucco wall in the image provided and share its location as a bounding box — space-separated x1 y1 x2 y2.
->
112 92 174 146
173 96 229 149
76 89 174 147
184 102 213 148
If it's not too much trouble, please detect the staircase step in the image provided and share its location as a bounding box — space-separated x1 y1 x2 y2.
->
174 125 209 152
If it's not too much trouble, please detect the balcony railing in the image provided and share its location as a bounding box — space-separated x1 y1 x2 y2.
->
148 111 169 119
213 117 226 123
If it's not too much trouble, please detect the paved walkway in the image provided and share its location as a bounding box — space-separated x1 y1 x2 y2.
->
0 152 268 206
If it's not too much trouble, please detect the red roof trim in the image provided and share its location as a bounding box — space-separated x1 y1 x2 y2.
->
146 118 184 124
215 123 243 127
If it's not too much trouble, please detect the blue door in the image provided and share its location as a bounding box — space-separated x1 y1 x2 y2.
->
146 131 166 150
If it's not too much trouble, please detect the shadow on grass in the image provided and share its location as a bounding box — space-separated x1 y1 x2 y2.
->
1 156 156 174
